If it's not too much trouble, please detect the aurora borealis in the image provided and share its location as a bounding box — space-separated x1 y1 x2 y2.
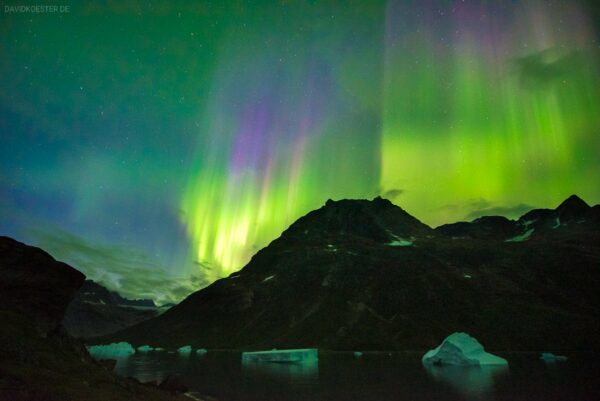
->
1 1 599 302
382 1 600 224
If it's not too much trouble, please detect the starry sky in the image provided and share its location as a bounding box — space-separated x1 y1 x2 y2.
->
1 0 599 304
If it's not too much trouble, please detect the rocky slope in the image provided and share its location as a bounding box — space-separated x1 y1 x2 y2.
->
100 196 600 353
0 236 188 401
63 280 159 338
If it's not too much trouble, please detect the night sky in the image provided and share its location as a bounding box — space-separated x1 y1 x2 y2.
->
1 1 599 304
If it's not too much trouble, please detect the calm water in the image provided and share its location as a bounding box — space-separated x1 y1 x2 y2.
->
97 350 600 401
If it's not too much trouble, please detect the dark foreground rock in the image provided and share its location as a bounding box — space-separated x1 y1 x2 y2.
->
100 196 600 353
0 236 188 401
158 374 189 394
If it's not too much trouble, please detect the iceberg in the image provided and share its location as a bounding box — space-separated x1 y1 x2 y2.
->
353 351 363 358
178 345 192 354
137 345 153 352
196 348 208 355
422 332 508 366
88 342 135 360
540 352 568 362
242 348 318 364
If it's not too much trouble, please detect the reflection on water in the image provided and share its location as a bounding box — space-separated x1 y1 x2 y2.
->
87 349 600 401
242 359 319 384
120 353 167 383
423 363 509 398
109 349 196 384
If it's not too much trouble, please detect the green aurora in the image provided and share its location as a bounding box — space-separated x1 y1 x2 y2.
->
1 0 599 299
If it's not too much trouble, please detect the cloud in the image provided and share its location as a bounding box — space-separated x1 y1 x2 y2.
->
512 49 584 89
437 198 490 214
464 203 535 221
25 226 208 305
381 188 405 199
438 198 535 222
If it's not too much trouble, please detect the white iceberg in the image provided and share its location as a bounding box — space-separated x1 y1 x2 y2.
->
178 345 192 354
88 342 135 359
422 332 508 366
242 348 318 364
196 348 208 355
137 345 153 352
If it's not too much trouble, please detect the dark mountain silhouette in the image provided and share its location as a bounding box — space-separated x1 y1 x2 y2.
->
0 236 85 336
73 280 156 308
435 215 518 240
0 236 190 401
98 195 600 353
437 194 599 240
63 280 159 338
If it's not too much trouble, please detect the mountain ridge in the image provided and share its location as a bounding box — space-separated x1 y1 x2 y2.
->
95 195 600 352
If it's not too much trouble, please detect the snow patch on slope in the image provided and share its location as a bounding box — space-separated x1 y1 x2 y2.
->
505 228 534 242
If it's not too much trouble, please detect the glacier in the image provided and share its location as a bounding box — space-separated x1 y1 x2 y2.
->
422 332 508 366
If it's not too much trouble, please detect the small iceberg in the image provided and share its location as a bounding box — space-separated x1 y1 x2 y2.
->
178 345 192 354
242 348 318 364
196 348 208 355
137 345 154 352
353 351 363 358
422 332 508 366
88 342 135 359
541 352 568 362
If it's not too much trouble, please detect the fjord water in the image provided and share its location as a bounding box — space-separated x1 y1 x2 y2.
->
100 351 600 401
